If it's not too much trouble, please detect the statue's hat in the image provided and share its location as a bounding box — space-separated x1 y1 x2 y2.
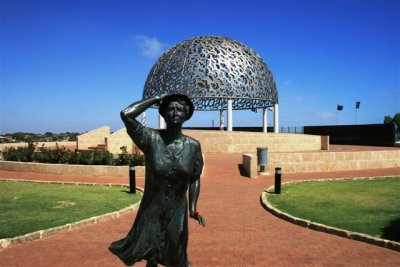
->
159 94 194 121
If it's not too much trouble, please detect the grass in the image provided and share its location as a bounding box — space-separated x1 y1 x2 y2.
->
0 180 141 238
267 177 400 242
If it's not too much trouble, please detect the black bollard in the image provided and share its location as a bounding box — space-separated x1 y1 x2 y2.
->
129 164 136 194
275 167 282 194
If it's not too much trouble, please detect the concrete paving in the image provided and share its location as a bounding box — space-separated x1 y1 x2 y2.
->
0 152 400 266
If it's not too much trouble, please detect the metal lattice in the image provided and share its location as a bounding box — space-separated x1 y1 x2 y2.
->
142 36 278 111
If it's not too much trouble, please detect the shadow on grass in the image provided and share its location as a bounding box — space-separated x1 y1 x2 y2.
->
381 218 400 242
120 190 137 194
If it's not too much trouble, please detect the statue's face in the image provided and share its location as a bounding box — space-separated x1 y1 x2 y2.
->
165 101 186 125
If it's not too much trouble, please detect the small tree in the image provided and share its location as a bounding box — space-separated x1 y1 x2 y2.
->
384 115 393 124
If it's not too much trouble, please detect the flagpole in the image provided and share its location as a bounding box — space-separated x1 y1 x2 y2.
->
355 101 360 125
355 109 357 125
336 104 343 125
337 110 339 125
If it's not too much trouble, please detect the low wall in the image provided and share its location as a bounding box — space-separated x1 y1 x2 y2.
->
76 126 328 154
266 149 400 173
0 161 145 178
183 130 326 153
2 148 399 177
77 126 110 150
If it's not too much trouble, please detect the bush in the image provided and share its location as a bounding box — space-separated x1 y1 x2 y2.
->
3 142 36 162
91 151 114 165
114 146 144 166
2 144 144 166
130 153 145 166
34 144 68 163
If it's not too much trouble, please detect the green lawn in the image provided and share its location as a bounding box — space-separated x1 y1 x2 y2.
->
0 180 141 238
267 177 400 242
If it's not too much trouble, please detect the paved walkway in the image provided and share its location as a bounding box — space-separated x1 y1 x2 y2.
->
1 153 400 266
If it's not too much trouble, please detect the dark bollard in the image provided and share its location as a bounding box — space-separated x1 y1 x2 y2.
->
275 167 282 194
129 164 136 194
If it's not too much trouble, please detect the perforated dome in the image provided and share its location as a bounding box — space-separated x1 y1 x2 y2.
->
142 36 278 110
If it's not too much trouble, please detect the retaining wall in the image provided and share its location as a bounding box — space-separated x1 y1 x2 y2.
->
76 127 327 154
183 130 326 153
0 161 145 178
266 149 400 173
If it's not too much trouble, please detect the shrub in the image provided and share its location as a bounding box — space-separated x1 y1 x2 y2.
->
114 146 144 166
3 142 36 162
34 144 69 163
91 151 114 165
2 144 145 166
75 151 92 165
114 146 131 166
129 153 144 166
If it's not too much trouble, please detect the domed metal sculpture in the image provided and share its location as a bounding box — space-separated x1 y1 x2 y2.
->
142 36 278 111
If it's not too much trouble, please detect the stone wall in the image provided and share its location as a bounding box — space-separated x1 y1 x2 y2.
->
183 130 325 153
77 127 327 154
77 126 110 150
109 128 327 153
266 150 400 173
2 149 399 176
0 161 145 178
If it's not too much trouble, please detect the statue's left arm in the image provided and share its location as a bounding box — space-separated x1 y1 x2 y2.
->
189 143 206 227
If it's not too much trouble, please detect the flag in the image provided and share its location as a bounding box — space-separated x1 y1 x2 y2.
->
337 105 343 111
356 101 360 109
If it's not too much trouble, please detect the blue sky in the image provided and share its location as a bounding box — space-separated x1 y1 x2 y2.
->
1 0 399 133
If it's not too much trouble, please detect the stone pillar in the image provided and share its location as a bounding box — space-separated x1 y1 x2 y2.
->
141 112 146 127
220 110 224 130
274 103 279 133
159 114 165 129
227 98 233 132
262 108 268 133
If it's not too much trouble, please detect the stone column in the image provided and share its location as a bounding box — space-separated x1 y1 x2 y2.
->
262 108 268 133
227 98 233 132
220 110 224 130
273 103 279 133
159 114 165 129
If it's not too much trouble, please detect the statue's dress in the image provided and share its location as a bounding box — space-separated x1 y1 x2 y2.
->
109 125 203 266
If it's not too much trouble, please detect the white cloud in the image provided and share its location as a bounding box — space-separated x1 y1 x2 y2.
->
315 112 335 119
133 35 167 58
284 80 293 85
306 107 335 119
295 93 320 101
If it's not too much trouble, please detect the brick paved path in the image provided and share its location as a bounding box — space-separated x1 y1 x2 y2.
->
1 153 400 266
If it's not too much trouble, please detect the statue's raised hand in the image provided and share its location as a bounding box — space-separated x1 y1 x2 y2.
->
156 94 168 103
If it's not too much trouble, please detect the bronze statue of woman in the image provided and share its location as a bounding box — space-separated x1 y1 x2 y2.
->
109 94 206 267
